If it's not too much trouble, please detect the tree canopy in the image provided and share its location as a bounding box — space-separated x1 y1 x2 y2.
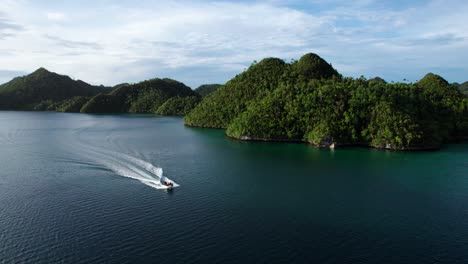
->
0 68 109 110
80 78 197 113
185 53 468 150
194 84 222 97
156 96 201 116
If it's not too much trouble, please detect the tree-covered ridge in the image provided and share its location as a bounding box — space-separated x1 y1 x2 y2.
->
450 82 468 96
458 82 468 95
185 53 467 150
0 68 201 115
185 53 339 128
56 97 91 112
228 76 467 149
0 68 109 110
194 84 222 97
156 96 201 116
368 77 387 84
80 78 197 113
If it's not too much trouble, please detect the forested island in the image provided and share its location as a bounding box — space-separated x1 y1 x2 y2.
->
0 68 219 116
185 53 468 150
0 53 467 151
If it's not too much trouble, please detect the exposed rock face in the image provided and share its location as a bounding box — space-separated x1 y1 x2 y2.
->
309 135 338 149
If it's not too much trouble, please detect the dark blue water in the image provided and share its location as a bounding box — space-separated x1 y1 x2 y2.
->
0 112 467 264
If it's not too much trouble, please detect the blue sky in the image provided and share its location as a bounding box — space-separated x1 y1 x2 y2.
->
0 0 467 88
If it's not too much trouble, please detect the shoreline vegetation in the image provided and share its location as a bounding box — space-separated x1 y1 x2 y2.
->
0 68 220 116
0 53 467 151
184 53 468 151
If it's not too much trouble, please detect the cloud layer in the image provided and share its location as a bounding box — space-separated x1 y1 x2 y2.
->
0 0 467 87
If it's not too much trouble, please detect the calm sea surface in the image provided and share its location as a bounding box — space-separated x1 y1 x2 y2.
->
0 112 467 264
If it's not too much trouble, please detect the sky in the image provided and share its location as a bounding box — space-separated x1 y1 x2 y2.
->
0 0 467 88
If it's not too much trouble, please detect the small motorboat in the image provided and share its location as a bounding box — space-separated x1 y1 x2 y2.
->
160 176 177 190
162 181 174 189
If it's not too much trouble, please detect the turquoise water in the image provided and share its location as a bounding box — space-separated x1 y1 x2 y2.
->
0 112 467 263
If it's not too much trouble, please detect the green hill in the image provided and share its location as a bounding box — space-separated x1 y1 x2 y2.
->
368 77 387 84
56 96 91 112
417 73 449 89
458 81 468 95
0 68 109 110
293 53 340 80
227 73 467 150
185 53 467 150
156 96 201 116
0 68 199 115
194 84 222 97
185 53 339 128
80 78 197 113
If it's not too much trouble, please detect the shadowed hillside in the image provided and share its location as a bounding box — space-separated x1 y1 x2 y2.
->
80 78 197 113
194 84 222 97
0 68 109 110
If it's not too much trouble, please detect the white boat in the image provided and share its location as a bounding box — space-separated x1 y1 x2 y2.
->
159 176 179 190
140 176 179 190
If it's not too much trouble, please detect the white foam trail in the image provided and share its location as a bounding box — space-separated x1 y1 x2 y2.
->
73 139 178 190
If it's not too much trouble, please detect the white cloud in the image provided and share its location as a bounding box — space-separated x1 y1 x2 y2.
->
46 12 66 22
0 0 467 87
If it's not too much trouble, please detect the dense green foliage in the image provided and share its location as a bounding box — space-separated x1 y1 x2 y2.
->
227 75 467 149
0 68 109 110
0 68 199 115
185 53 340 128
156 96 201 116
368 77 387 84
1 55 466 151
293 53 340 81
80 78 197 113
458 81 468 95
194 84 222 97
56 97 91 112
186 53 467 150
113 83 130 89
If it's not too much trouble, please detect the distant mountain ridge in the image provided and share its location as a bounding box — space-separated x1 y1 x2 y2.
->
0 68 109 110
194 84 222 97
80 78 198 113
0 68 203 114
457 81 468 95
368 77 387 84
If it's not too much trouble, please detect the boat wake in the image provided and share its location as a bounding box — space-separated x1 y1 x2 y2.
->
72 136 179 190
